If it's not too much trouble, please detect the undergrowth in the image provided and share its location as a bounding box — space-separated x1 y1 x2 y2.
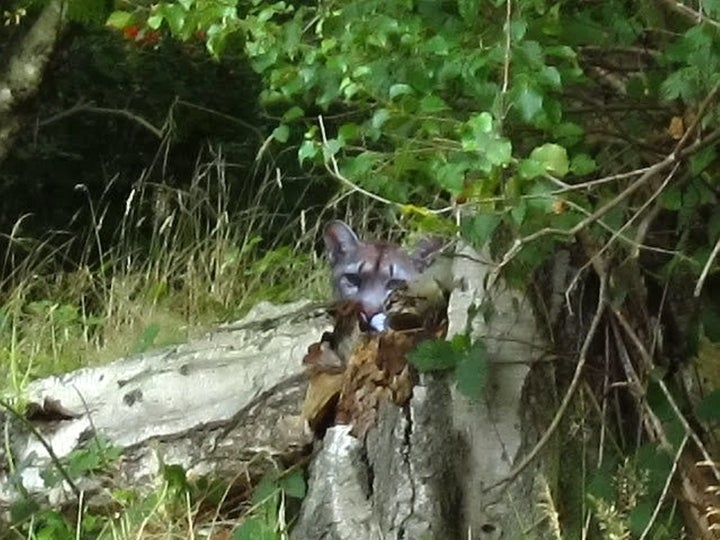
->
0 150 327 396
0 149 329 538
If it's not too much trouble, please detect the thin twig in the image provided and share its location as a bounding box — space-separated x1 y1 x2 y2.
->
612 307 720 483
482 271 607 493
501 0 512 95
317 115 404 208
638 434 688 540
38 102 164 138
487 154 676 290
0 398 81 499
552 165 655 193
694 234 720 297
564 163 680 312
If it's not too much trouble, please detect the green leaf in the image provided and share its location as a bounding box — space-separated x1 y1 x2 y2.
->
106 10 133 29
298 140 318 164
159 3 186 35
702 304 720 342
135 323 159 353
433 161 469 194
10 498 40 524
455 341 487 401
280 469 306 499
660 186 682 210
515 85 543 122
272 124 290 143
389 84 413 99
570 154 597 175
338 123 360 141
690 146 717 175
147 13 163 30
468 112 493 134
408 339 459 372
282 106 304 121
458 0 480 24
485 138 513 166
528 144 569 177
233 517 277 540
461 213 501 248
697 390 720 422
419 95 449 113
371 109 391 130
322 138 344 161
510 199 527 225
163 464 189 496
628 503 653 535
519 158 546 179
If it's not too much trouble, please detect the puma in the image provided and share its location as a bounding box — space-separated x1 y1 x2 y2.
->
323 220 444 331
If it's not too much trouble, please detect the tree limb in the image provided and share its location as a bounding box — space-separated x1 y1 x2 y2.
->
0 0 67 164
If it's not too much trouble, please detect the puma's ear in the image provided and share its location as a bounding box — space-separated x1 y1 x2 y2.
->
410 235 446 271
323 220 361 263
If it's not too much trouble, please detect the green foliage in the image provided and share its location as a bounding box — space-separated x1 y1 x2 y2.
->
408 335 487 401
232 467 306 540
10 434 120 538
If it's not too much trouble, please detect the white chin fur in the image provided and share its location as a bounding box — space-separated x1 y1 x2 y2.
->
368 312 387 331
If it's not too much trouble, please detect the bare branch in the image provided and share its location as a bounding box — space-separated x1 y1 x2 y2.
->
38 102 164 139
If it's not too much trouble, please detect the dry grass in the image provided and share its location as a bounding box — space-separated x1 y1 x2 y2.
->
0 150 328 395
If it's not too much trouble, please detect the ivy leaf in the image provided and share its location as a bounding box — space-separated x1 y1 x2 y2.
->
147 13 163 30
529 143 569 177
338 123 360 141
371 109 391 130
511 200 527 225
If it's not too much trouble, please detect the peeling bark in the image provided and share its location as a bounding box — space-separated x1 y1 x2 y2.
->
0 0 66 164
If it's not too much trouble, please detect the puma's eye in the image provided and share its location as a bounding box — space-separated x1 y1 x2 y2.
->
343 273 362 288
387 279 407 290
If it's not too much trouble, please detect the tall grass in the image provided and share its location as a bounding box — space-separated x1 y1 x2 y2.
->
0 149 327 396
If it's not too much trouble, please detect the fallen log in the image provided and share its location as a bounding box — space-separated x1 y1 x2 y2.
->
0 300 326 514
